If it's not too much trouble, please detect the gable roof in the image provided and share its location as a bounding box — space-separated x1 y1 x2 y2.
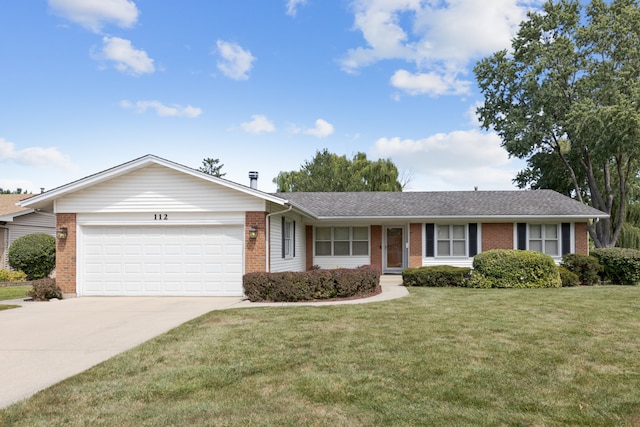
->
18 154 288 211
276 190 609 220
0 194 35 221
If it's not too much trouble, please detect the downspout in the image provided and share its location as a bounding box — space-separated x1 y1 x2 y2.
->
265 203 293 272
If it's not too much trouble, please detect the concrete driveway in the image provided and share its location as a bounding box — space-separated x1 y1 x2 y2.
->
0 296 243 408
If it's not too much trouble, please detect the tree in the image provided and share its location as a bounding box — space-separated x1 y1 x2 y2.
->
199 158 226 177
0 188 26 194
474 0 640 247
273 149 404 192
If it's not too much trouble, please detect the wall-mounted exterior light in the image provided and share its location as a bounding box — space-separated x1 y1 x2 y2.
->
249 226 258 239
56 227 68 239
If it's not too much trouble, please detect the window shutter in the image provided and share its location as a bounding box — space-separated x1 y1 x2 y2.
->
293 221 296 258
468 223 478 257
561 223 571 255
281 217 285 259
425 223 435 257
517 223 527 250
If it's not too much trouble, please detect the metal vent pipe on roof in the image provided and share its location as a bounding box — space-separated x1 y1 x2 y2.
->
249 171 259 189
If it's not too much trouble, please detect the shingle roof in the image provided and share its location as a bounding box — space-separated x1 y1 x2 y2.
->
274 190 609 219
0 194 33 218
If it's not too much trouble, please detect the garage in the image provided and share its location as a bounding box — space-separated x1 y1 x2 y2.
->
80 225 244 296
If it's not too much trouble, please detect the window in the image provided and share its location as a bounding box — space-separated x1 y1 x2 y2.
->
529 224 559 256
282 218 295 258
436 224 466 257
315 226 369 256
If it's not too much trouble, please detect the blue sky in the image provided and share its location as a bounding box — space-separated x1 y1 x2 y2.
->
0 0 543 194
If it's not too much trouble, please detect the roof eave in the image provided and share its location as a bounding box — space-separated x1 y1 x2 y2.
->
310 214 610 221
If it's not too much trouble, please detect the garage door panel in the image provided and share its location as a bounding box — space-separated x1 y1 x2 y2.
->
81 225 243 296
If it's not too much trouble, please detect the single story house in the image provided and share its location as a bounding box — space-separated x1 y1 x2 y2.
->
1 194 56 270
19 155 609 298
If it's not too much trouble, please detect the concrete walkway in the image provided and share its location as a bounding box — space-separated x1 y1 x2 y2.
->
0 276 407 409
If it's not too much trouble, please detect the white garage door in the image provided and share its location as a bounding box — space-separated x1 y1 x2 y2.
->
81 225 243 296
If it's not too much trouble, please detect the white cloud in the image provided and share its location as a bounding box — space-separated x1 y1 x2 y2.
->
94 36 155 76
120 100 202 118
343 0 540 96
303 119 335 138
286 0 308 16
48 0 139 33
371 129 521 190
0 138 75 171
241 115 276 134
390 69 471 96
216 40 256 80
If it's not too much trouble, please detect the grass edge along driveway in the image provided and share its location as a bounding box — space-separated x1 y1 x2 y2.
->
2 286 640 426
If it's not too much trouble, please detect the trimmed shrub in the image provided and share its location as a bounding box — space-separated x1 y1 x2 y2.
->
243 266 379 302
7 233 56 280
558 266 580 287
591 247 640 285
469 249 561 288
27 278 62 301
0 269 27 282
402 265 471 287
561 253 602 286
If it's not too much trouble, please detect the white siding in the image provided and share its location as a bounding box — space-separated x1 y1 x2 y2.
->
312 256 370 270
1 212 56 270
270 212 306 272
56 164 266 213
422 258 474 268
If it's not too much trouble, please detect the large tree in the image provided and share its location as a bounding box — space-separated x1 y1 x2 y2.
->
273 149 404 192
474 0 640 247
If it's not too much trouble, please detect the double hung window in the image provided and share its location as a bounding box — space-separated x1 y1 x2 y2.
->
315 227 369 256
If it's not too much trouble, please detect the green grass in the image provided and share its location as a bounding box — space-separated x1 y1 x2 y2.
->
2 287 640 426
0 285 30 303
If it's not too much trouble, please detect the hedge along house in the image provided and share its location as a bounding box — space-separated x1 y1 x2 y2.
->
0 194 56 270
19 155 608 298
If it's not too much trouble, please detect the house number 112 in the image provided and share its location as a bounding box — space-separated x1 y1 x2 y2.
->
154 214 168 220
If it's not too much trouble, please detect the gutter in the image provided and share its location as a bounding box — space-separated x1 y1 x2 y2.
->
264 203 293 272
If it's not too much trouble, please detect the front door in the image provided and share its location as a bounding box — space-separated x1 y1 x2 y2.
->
384 226 405 273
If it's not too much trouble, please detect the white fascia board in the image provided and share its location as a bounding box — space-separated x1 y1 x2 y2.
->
310 214 610 221
20 154 288 209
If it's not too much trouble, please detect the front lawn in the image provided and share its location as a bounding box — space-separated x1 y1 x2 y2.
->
2 287 640 426
0 285 30 301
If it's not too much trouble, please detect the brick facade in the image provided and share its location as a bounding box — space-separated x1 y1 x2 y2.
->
409 223 422 268
245 211 267 273
56 213 77 296
482 223 514 251
370 225 382 273
575 222 589 255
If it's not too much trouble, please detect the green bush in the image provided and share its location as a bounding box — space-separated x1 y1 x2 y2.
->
27 278 62 301
402 265 471 287
591 247 640 285
558 266 580 287
469 249 561 288
243 266 379 302
0 269 27 282
561 253 602 286
7 233 56 280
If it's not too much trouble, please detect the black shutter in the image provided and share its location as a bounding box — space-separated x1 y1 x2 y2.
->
561 223 571 255
293 221 296 257
281 217 286 258
517 223 527 250
468 223 478 257
425 223 435 257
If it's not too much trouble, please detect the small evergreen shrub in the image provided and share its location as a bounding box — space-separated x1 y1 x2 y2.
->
402 266 471 287
591 247 640 285
561 253 602 286
558 266 580 287
0 269 27 282
243 266 379 302
469 249 561 288
7 233 56 280
27 278 62 301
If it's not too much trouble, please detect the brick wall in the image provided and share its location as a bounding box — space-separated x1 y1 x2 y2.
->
482 223 514 251
575 222 589 255
370 225 382 273
245 211 267 273
56 213 77 296
305 225 313 270
409 223 422 268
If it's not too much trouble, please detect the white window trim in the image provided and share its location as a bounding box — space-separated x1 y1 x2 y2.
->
283 218 294 259
528 223 560 257
314 226 370 257
435 224 468 258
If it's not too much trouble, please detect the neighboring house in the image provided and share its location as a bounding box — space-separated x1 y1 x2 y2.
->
19 155 609 298
0 194 56 270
